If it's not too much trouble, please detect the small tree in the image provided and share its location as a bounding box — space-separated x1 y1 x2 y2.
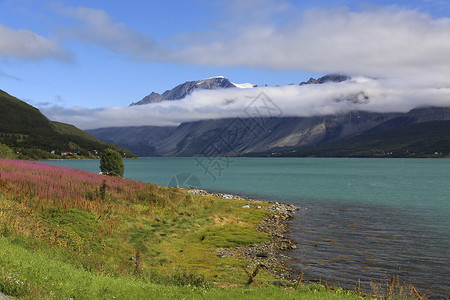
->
0 143 16 159
100 148 124 177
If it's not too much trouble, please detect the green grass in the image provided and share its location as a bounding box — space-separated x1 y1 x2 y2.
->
0 238 368 300
194 224 271 248
0 159 372 299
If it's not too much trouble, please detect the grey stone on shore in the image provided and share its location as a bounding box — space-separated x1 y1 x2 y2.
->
216 203 298 282
0 293 13 300
187 188 299 282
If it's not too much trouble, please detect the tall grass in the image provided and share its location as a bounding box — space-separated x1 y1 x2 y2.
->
0 159 272 284
0 158 169 210
0 159 372 299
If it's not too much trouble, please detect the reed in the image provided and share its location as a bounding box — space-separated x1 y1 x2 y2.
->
295 272 303 290
356 278 361 296
410 284 423 300
386 274 395 300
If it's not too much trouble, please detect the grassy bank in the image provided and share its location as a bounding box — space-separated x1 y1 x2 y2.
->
0 159 368 299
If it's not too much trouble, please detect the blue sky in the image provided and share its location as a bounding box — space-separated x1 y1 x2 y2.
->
1 0 450 128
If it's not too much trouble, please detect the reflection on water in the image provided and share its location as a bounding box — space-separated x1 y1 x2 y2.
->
285 202 450 299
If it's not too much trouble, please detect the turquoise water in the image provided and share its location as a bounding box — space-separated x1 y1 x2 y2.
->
41 158 450 297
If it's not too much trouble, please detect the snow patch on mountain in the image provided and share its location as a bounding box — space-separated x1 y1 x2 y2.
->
232 82 254 88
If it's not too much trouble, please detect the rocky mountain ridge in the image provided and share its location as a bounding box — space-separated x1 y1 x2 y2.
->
300 74 350 85
130 74 349 106
130 76 252 106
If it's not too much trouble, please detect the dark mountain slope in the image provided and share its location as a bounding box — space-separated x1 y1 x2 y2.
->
86 111 401 156
86 126 177 156
0 89 134 159
0 89 55 136
87 107 450 157
271 119 450 157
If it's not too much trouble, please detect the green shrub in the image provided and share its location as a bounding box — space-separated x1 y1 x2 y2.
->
100 148 124 177
0 143 16 159
168 270 211 288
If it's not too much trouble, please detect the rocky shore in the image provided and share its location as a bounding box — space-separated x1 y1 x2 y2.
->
188 189 299 283
187 189 249 201
0 293 12 300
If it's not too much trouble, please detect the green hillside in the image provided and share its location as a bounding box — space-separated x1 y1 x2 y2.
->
0 89 135 159
273 120 450 158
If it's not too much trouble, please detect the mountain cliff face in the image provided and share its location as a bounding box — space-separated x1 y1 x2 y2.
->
276 119 450 158
130 76 240 106
299 74 350 85
86 107 450 157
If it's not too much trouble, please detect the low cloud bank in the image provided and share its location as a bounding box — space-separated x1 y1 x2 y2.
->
40 77 450 129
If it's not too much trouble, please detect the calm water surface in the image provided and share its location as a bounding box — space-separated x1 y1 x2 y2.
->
41 157 450 298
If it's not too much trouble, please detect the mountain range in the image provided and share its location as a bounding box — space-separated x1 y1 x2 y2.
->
130 76 255 105
3 73 448 159
86 75 450 157
130 74 350 106
87 107 450 157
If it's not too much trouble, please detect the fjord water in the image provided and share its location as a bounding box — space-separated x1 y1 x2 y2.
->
42 158 450 297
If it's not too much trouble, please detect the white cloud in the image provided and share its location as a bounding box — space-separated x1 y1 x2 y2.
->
40 77 450 130
55 6 158 59
0 23 72 60
170 7 450 82
48 3 450 84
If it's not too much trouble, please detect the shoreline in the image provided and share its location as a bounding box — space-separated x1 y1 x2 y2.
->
187 188 447 299
187 189 299 283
